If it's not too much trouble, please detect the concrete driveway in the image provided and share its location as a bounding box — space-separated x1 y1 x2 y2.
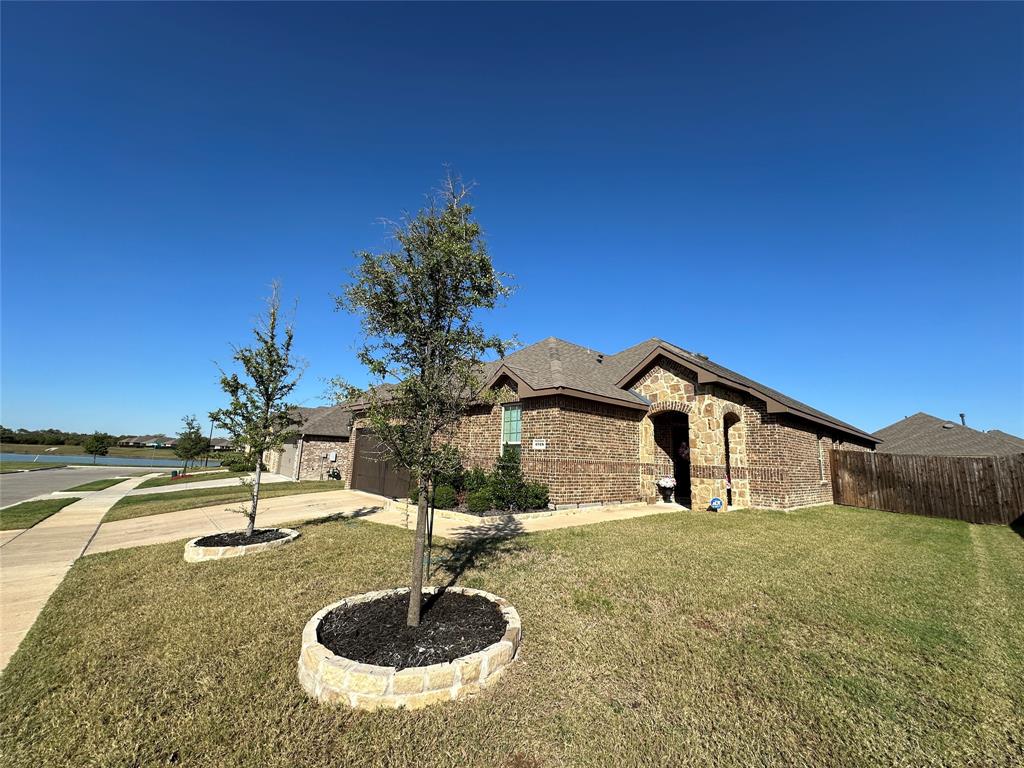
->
0 465 161 507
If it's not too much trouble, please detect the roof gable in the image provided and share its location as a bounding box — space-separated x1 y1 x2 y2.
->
480 336 878 443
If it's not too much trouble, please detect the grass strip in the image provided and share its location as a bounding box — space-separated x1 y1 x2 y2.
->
0 497 80 530
102 481 345 523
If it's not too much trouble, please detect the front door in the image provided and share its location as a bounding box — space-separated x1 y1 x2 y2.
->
670 425 692 506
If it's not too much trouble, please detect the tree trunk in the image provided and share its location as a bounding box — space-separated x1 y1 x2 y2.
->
247 461 262 537
92 454 97 464
406 475 430 627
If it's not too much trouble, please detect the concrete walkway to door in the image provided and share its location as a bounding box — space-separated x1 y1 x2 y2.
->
0 474 156 672
86 489 680 555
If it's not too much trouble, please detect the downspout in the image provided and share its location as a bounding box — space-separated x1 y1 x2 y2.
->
294 437 303 481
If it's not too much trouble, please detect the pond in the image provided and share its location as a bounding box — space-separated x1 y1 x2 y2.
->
0 452 221 468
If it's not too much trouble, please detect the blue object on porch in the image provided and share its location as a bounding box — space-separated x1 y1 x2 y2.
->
709 497 724 511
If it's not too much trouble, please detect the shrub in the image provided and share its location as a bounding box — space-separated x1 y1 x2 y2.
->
524 481 549 510
432 484 458 510
466 488 493 515
492 445 532 510
464 467 489 492
218 451 259 472
409 485 419 503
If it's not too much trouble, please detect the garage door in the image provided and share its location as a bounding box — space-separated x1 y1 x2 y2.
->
351 429 412 498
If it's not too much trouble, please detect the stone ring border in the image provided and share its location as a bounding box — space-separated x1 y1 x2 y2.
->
183 528 300 562
298 586 522 710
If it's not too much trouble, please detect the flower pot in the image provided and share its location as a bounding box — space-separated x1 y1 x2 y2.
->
658 486 674 503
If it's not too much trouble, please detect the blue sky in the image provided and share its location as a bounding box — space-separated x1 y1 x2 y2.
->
2 2 1022 438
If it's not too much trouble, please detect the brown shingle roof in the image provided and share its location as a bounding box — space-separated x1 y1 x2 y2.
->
289 405 353 438
875 413 1024 457
482 336 877 443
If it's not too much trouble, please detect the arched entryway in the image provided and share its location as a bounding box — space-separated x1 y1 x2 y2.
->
649 409 692 506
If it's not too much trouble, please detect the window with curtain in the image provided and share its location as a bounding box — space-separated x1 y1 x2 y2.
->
501 403 522 446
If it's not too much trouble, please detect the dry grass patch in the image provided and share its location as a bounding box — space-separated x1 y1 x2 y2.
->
1 505 1021 767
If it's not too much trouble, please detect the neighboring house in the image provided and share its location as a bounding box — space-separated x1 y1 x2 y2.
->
117 434 174 448
264 406 354 481
875 413 1024 457
209 437 234 452
290 337 879 510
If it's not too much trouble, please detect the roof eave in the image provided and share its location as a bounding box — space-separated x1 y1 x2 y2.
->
615 344 880 444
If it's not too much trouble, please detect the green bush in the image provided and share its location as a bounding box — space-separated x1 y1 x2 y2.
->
524 481 549 510
490 445 526 510
432 484 458 510
218 451 259 472
466 488 493 515
464 467 489 492
409 485 419 503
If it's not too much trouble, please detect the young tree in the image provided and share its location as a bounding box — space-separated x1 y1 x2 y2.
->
337 175 512 626
209 285 303 537
174 414 210 476
82 432 113 464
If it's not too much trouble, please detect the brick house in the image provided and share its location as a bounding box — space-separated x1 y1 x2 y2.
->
268 337 879 510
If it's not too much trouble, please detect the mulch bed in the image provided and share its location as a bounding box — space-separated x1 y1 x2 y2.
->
195 529 289 547
317 590 507 669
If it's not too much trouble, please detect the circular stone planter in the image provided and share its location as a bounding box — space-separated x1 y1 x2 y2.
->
183 528 300 562
298 586 521 710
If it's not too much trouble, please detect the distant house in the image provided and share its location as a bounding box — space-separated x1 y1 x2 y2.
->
209 437 234 452
116 434 175 449
875 412 1024 457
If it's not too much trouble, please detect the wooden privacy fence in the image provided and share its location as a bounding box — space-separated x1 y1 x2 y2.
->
830 450 1024 525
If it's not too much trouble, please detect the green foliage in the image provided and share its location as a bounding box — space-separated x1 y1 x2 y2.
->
82 432 114 460
524 481 550 511
432 484 458 510
173 415 210 471
490 444 526 511
209 284 303 460
217 451 259 472
335 175 513 486
209 284 302 534
0 425 91 446
466 487 493 515
464 467 488 492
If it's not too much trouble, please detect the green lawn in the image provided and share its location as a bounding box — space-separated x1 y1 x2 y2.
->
136 470 247 489
1 505 1020 768
102 481 346 523
63 478 124 492
0 497 80 530
0 460 66 473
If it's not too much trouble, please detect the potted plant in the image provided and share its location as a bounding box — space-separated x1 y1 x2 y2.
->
656 476 676 503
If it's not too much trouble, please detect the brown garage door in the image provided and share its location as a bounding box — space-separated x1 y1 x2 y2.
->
351 428 412 498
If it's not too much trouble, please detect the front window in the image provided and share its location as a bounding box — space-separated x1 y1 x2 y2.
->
501 403 522 446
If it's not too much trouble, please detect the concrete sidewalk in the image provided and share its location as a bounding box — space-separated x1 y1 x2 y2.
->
86 489 678 555
0 474 155 671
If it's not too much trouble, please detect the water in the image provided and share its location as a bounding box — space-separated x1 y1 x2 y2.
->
0 452 221 468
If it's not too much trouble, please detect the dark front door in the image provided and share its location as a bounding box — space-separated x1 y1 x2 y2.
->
670 425 692 506
351 428 412 498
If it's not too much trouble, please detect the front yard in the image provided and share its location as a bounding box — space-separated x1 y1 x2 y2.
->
1 505 1021 767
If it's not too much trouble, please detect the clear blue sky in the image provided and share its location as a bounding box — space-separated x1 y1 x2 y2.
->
2 2 1022 438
